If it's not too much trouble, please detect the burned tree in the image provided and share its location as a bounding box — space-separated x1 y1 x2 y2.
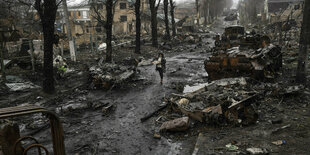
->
195 0 199 26
296 0 310 83
169 0 176 36
149 0 161 47
106 0 113 62
202 0 210 26
34 0 59 93
90 0 118 62
164 0 170 40
135 0 141 53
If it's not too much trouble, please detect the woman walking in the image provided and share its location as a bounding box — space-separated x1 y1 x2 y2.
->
153 52 166 84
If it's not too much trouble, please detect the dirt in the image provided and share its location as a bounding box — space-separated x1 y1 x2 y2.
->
1 17 310 155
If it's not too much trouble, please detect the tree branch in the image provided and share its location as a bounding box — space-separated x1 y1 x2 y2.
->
156 0 161 10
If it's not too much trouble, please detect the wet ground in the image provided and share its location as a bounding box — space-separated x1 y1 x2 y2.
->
1 17 310 155
32 31 216 155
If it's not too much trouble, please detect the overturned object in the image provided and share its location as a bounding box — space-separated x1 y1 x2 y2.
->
205 44 282 80
160 117 189 132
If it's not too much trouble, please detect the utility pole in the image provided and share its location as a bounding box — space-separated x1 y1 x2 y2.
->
62 0 76 61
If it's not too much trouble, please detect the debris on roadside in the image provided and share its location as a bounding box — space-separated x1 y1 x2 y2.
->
225 143 239 151
101 103 115 116
272 140 287 146
159 117 190 132
246 147 268 155
168 77 260 125
153 133 161 139
89 59 136 90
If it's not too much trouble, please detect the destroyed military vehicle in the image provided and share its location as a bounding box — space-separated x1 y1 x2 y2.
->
207 25 282 81
205 44 282 81
224 12 238 21
214 25 272 51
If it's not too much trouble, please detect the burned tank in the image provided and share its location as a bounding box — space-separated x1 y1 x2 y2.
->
205 44 282 81
214 25 271 51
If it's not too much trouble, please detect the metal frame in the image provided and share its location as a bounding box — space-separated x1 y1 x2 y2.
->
0 105 65 155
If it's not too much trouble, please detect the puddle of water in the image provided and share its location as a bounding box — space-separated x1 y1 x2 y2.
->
183 83 209 93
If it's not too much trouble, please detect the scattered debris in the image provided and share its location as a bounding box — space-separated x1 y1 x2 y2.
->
101 103 115 115
89 61 136 90
271 124 291 134
159 117 189 132
5 82 40 92
169 77 259 125
225 143 239 151
153 133 161 139
272 140 286 145
246 147 268 155
141 102 169 122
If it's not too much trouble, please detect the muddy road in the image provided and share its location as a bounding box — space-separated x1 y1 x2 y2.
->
34 38 215 154
4 17 309 155
28 19 227 155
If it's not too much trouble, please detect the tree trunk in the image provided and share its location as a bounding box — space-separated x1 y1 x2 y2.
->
135 0 141 54
106 0 113 62
149 0 159 47
296 0 310 83
0 42 5 82
196 0 199 26
170 0 176 36
164 0 170 40
34 0 57 93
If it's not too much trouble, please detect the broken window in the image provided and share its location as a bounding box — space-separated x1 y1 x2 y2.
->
120 15 127 22
120 3 127 9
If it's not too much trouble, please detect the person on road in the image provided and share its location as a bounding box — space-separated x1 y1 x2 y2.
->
153 52 166 84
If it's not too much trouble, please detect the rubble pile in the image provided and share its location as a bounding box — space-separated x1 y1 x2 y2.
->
166 77 260 126
89 60 136 90
172 33 202 44
158 77 304 133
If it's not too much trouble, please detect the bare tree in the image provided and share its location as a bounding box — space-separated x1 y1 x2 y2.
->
149 0 161 47
163 0 170 40
195 0 199 26
296 0 310 83
169 0 176 36
106 0 113 62
201 0 210 26
135 0 141 53
90 0 118 62
34 0 63 93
